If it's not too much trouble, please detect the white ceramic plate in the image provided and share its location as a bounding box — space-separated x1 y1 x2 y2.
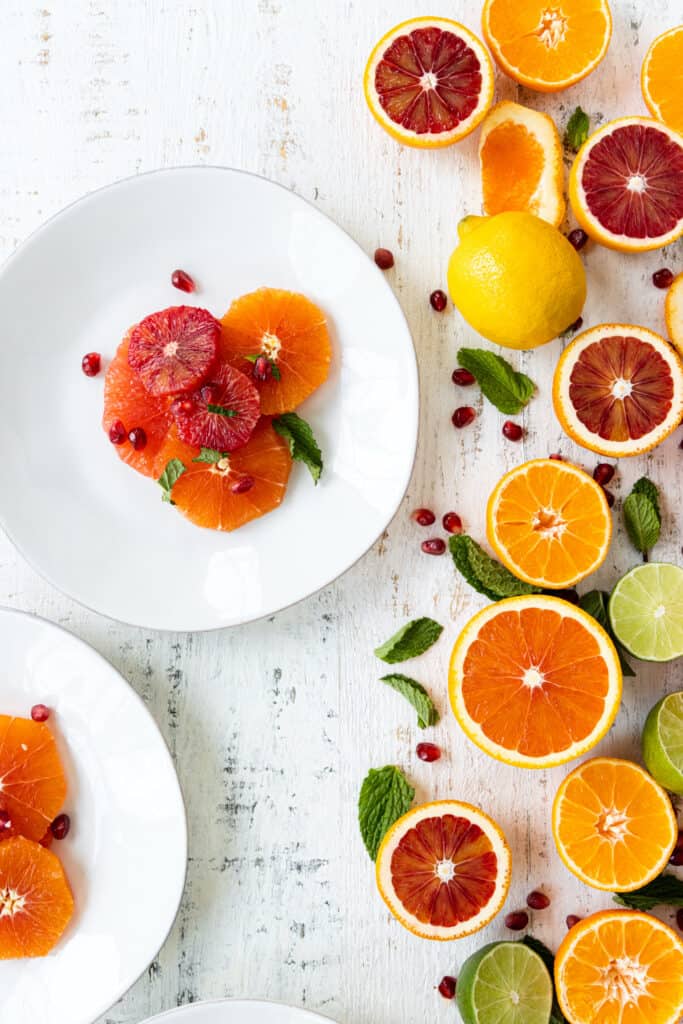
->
140 1000 338 1024
0 608 187 1024
0 167 418 630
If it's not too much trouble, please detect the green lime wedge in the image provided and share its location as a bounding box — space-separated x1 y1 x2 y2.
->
608 563 683 662
642 691 683 795
456 941 553 1024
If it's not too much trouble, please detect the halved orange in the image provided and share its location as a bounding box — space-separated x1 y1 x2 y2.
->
375 801 511 940
479 101 565 226
554 324 683 457
642 27 683 135
0 835 74 958
555 910 683 1024
0 715 67 842
363 17 494 148
449 596 622 769
552 757 678 892
220 288 331 415
665 272 683 355
482 0 612 93
487 459 612 589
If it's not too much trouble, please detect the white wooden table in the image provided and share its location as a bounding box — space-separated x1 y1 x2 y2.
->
2 2 682 1022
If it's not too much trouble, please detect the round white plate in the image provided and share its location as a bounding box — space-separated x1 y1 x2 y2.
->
141 1000 338 1024
0 608 187 1024
0 167 418 630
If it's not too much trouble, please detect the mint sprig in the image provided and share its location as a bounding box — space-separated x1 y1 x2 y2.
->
613 873 683 911
207 403 237 418
380 674 439 728
193 447 228 465
579 590 636 677
374 618 443 664
457 348 535 415
564 106 590 152
450 534 541 601
624 477 660 559
273 412 323 483
158 458 186 504
358 765 414 860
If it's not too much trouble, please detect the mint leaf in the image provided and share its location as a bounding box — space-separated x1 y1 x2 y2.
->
624 492 660 555
273 412 323 483
521 937 568 1024
457 348 535 415
564 107 590 152
375 618 443 664
157 458 186 504
207 403 237 418
579 590 636 677
450 535 541 601
632 477 660 523
380 674 439 728
614 874 683 911
193 447 227 465
358 765 414 860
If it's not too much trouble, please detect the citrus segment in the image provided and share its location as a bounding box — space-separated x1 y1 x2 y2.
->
128 305 220 396
456 941 554 1024
482 0 612 92
642 692 683 796
375 801 511 940
171 362 260 452
642 27 683 135
450 596 622 769
363 18 494 148
609 563 683 662
0 715 67 842
569 118 683 251
487 459 612 588
479 101 565 226
0 836 74 958
665 272 683 355
552 757 677 892
555 910 683 1024
220 288 332 415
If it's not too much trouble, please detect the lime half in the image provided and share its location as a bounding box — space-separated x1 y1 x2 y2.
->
456 941 553 1024
642 692 683 795
609 563 683 662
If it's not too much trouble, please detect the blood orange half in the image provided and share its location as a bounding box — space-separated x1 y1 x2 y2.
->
375 801 511 940
569 117 683 251
0 836 74 958
553 324 683 457
0 715 67 842
363 18 494 148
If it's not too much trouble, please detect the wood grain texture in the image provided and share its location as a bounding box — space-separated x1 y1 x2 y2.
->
1 2 683 1022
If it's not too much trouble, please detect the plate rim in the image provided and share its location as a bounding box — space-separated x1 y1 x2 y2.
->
0 165 419 633
137 997 340 1023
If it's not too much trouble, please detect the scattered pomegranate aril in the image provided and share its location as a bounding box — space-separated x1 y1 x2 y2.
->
429 289 447 312
128 427 147 451
677 909 683 931
593 463 615 486
421 538 446 556
81 352 101 377
416 742 441 762
30 704 50 722
108 420 127 445
526 890 550 910
452 368 476 387
412 508 436 527
502 421 523 442
452 406 476 429
442 512 462 535
200 383 219 404
669 832 683 865
0 810 11 830
602 488 615 508
653 268 674 290
568 228 588 251
171 269 196 293
50 813 71 840
252 355 273 382
549 452 564 460
231 475 255 495
567 316 583 334
438 976 457 1000
504 911 529 931
566 915 582 929
374 248 394 270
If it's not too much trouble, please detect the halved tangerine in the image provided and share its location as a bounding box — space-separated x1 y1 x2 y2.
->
553 324 683 457
642 26 683 135
128 305 220 396
665 272 683 355
0 835 74 958
375 801 511 940
0 715 67 842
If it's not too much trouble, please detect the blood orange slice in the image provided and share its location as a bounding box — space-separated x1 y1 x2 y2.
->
0 836 74 958
220 288 331 415
0 716 67 842
128 305 220 396
553 324 683 457
375 801 511 940
569 117 683 251
171 362 260 452
363 17 494 148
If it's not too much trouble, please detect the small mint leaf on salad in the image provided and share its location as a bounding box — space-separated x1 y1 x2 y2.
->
564 106 590 152
158 458 186 504
358 765 414 860
374 618 443 664
207 403 238 418
273 412 323 483
380 674 439 728
450 534 541 601
192 447 228 465
457 348 535 415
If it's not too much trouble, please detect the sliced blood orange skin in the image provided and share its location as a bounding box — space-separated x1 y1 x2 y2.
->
0 716 67 842
128 306 220 396
172 362 260 452
0 836 74 958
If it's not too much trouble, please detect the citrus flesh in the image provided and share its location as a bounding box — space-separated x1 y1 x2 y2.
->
456 941 553 1024
665 272 683 355
642 27 683 135
642 692 683 796
609 563 683 662
0 715 67 842
0 835 74 958
128 305 220 396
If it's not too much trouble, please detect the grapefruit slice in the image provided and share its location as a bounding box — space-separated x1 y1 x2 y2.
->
103 334 174 476
0 715 67 842
642 27 683 135
569 117 683 251
553 324 683 457
665 272 683 355
449 596 622 769
375 801 511 940
128 305 220 396
154 420 292 531
0 836 74 958
363 18 494 148
171 362 260 452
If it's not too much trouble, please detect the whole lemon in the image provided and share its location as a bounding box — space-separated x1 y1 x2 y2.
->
447 212 586 349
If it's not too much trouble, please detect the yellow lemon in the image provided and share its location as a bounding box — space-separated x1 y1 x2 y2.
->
447 212 586 350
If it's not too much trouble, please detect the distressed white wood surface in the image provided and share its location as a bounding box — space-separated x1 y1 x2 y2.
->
1 2 683 1022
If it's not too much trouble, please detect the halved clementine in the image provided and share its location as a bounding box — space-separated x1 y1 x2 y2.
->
0 835 74 958
487 459 612 589
642 27 683 135
449 596 622 769
552 757 678 892
555 910 683 1024
0 715 67 842
375 801 511 940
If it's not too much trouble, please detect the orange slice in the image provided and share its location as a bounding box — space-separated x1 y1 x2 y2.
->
220 288 332 415
0 835 74 958
363 17 494 148
479 101 565 227
0 715 67 842
642 27 683 135
665 272 683 355
482 0 612 93
449 596 622 769
375 801 511 940
487 459 612 589
553 324 683 457
555 910 683 1024
552 757 678 892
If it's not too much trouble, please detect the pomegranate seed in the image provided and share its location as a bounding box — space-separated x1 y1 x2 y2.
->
30 704 50 722
81 352 101 377
200 383 219 404
669 832 683 865
442 512 462 534
421 538 446 556
128 427 147 451
593 463 615 486
171 269 196 293
566 915 582 929
252 355 272 382
374 248 394 270
549 452 564 460
429 289 448 312
438 976 457 1000
50 813 71 840
231 475 255 495
568 228 588 251
108 420 127 445
602 488 615 508
551 588 579 605
452 406 476 429
526 890 550 910
0 810 11 830
412 508 436 527
653 268 674 290
416 742 441 762
567 316 584 333
677 909 683 931
452 368 476 387
502 421 523 442
504 911 529 931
